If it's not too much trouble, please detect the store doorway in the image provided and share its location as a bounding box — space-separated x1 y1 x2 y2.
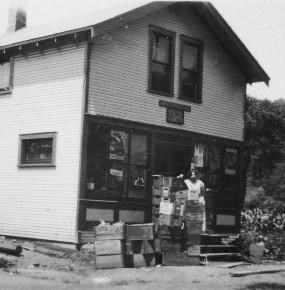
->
154 134 192 177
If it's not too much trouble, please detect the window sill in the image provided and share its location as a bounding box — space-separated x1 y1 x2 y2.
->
148 89 173 98
18 164 56 168
0 87 12 96
178 96 202 104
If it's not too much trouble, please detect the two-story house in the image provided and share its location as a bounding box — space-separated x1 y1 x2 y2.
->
0 1 269 244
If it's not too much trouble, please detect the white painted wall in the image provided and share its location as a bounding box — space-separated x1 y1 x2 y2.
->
0 44 86 242
88 6 246 141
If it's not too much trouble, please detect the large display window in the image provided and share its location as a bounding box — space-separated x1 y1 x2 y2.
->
86 124 149 201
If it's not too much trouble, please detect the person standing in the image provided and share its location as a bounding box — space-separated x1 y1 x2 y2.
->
184 169 206 231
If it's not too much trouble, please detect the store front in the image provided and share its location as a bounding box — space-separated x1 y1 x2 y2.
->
79 116 244 233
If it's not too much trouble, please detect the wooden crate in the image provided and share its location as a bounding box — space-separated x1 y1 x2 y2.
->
127 223 155 241
95 239 122 256
160 239 182 252
95 254 125 269
162 252 200 266
158 214 173 226
95 224 125 240
187 244 201 256
152 205 160 215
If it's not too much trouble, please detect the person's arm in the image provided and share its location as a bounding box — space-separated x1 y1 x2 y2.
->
200 181 205 197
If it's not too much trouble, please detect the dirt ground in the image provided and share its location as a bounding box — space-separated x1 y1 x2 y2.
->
0 237 285 290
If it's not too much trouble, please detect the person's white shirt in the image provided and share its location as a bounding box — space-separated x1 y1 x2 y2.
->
184 179 205 203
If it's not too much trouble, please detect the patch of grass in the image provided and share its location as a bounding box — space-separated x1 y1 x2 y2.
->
240 282 285 290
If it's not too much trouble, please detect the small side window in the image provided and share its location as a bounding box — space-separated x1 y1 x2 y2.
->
0 57 13 94
179 36 203 103
18 132 57 167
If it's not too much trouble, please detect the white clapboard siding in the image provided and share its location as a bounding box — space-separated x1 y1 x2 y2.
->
0 43 86 243
88 6 245 141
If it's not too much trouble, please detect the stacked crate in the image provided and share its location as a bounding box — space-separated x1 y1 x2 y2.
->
125 223 156 267
94 223 125 269
183 200 204 264
152 175 163 225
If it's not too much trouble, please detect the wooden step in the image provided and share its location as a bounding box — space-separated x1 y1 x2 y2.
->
200 253 242 257
200 245 238 248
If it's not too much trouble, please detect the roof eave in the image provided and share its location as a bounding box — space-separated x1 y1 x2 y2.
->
194 2 270 85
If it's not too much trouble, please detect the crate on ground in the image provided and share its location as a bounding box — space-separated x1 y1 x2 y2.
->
127 223 155 241
160 239 182 252
95 239 123 256
187 244 201 256
95 254 125 269
162 252 200 266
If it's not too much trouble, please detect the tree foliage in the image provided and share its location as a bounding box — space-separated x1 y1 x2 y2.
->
245 96 285 183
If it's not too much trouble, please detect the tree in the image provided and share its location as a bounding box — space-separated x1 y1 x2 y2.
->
245 96 285 184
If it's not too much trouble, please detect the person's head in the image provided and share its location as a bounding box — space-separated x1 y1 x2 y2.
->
188 169 198 182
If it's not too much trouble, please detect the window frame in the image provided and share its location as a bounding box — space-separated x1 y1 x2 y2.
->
18 132 57 168
178 35 203 103
148 25 175 97
86 124 151 202
0 57 14 95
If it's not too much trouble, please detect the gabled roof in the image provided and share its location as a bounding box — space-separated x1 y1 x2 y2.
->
0 1 269 84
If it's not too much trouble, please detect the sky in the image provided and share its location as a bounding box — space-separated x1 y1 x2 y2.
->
0 0 284 101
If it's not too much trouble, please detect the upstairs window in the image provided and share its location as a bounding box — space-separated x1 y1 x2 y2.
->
0 58 13 94
179 36 203 103
149 26 175 96
18 132 57 167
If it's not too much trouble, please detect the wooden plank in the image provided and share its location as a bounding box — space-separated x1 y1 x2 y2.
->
95 240 122 256
199 253 242 257
95 254 124 269
230 268 285 277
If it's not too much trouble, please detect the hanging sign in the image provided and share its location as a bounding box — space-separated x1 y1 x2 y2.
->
159 100 191 125
194 143 205 167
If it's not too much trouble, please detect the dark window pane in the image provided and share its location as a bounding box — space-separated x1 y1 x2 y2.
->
130 134 148 165
151 62 170 93
152 34 170 64
183 44 198 71
22 138 53 164
181 70 198 99
0 61 11 88
109 162 128 198
86 126 109 199
109 130 129 162
128 166 147 199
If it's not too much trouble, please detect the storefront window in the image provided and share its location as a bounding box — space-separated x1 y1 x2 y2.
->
86 124 149 200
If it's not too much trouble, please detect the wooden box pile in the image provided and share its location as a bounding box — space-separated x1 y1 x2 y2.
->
94 223 125 269
94 223 156 269
125 223 156 267
152 175 187 227
151 176 203 266
184 200 203 260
